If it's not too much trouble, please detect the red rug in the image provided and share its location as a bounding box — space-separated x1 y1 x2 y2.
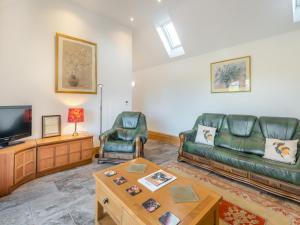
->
220 200 266 225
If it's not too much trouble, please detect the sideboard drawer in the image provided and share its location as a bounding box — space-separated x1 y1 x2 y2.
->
69 141 81 153
81 138 93 150
55 144 68 156
38 146 55 160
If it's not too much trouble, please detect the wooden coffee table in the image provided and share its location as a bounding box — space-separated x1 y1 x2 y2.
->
94 158 222 225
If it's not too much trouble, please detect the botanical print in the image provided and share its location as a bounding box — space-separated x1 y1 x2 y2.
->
273 142 290 158
211 56 251 93
56 33 97 94
62 40 93 90
203 129 213 142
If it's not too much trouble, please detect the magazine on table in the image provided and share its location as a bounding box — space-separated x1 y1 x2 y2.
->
138 169 177 192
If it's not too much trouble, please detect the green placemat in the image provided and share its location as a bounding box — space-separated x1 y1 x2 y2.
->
170 185 199 203
127 163 147 173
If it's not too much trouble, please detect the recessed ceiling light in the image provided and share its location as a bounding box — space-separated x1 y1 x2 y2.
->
130 17 134 22
157 0 162 2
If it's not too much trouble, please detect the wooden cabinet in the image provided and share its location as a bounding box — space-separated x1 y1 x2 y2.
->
0 133 94 198
36 134 94 175
0 140 36 197
14 148 36 185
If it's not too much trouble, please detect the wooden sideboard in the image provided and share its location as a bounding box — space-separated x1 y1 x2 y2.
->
0 133 94 197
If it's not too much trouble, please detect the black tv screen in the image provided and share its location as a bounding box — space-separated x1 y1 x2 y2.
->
0 105 32 146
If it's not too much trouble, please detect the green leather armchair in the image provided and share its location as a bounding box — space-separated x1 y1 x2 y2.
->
99 112 147 162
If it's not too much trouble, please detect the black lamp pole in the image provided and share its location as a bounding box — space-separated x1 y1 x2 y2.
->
95 84 103 159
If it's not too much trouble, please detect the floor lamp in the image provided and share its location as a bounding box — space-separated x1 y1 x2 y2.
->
96 84 103 160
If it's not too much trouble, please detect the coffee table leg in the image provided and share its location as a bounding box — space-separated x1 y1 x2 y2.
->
95 199 104 225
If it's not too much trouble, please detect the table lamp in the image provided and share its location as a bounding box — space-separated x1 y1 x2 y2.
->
68 108 84 136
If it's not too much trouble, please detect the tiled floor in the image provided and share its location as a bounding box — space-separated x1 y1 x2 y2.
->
0 140 178 225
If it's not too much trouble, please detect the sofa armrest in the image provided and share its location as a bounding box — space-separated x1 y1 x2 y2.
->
178 130 197 158
179 130 197 143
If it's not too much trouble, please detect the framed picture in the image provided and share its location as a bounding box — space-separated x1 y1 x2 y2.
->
42 115 61 138
55 33 97 94
211 56 251 93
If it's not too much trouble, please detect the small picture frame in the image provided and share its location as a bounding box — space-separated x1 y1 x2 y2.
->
42 115 61 138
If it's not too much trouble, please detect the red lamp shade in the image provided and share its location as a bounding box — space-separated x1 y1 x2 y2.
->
68 108 84 123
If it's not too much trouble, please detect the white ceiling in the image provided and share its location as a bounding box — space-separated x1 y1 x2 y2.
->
70 0 300 71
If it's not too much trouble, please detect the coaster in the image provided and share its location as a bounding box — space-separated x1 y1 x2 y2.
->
113 176 127 185
104 170 117 177
170 185 199 203
127 164 147 173
126 185 142 196
159 211 180 225
142 198 160 213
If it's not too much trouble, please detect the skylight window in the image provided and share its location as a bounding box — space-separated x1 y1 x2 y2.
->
157 21 185 58
293 0 300 22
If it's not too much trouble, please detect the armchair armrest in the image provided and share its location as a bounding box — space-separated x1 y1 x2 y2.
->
135 130 148 144
134 130 147 158
99 129 117 158
99 129 117 141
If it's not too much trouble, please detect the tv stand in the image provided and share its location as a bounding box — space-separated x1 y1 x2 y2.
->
0 140 25 149
0 133 94 197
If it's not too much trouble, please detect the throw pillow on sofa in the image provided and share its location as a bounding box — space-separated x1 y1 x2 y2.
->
264 138 299 164
195 125 216 146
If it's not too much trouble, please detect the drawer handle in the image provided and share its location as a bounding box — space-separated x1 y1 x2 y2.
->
102 198 109 205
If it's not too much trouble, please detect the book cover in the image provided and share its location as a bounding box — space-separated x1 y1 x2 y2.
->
170 185 199 203
113 176 127 185
159 212 180 225
145 171 172 186
142 198 160 213
138 170 177 192
126 185 142 196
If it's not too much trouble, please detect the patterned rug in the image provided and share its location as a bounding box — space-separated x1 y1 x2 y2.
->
163 161 300 225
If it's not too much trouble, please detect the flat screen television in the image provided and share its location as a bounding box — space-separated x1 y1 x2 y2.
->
0 105 32 148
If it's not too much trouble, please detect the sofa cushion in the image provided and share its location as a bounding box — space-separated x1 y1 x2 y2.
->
201 113 226 131
227 115 257 137
215 118 265 156
259 117 298 140
116 128 136 141
211 147 300 185
183 141 213 158
121 112 141 129
104 140 135 153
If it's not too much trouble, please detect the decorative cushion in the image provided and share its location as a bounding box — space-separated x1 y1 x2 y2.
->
264 138 299 164
195 125 216 146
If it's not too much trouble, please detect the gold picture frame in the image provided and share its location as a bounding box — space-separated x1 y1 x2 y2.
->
55 33 97 94
211 56 251 93
42 115 61 138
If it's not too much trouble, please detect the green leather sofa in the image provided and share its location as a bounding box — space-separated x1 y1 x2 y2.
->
99 111 147 162
178 113 300 202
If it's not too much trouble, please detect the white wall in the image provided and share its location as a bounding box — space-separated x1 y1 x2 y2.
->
133 30 300 136
0 0 133 146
